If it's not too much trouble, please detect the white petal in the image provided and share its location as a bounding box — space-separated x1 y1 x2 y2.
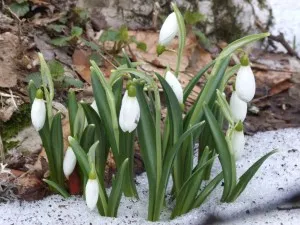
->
119 91 140 133
232 130 245 160
91 100 99 115
85 179 99 210
159 12 178 46
235 65 256 102
63 147 77 179
31 98 46 131
230 91 247 122
165 71 183 104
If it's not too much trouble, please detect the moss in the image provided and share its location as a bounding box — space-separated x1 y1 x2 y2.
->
212 0 246 42
0 103 31 151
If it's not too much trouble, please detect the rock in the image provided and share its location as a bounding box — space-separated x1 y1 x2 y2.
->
79 0 272 42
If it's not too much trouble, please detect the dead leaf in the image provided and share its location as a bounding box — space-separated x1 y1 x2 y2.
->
269 80 294 96
72 49 92 83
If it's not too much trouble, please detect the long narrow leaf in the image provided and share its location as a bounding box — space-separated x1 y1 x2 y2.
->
203 105 236 201
43 179 70 198
68 91 78 137
80 124 96 152
50 113 64 187
227 150 277 202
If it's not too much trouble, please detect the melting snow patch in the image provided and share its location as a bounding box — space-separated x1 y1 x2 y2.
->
1 128 300 225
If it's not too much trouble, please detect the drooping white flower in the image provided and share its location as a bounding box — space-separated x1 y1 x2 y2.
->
91 100 99 115
230 91 247 122
63 147 77 179
119 89 140 133
235 65 256 102
159 12 178 46
31 89 46 131
231 128 245 160
165 71 183 104
85 178 99 210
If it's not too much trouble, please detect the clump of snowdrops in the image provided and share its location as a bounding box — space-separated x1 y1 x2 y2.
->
29 3 276 222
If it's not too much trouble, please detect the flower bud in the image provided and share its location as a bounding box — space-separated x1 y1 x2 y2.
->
119 89 140 133
85 178 99 210
230 91 247 122
31 89 46 131
63 147 77 179
158 12 178 46
231 122 245 160
235 65 256 102
165 71 183 104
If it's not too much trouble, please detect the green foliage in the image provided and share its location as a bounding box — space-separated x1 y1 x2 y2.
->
184 10 205 25
51 26 83 47
9 1 29 17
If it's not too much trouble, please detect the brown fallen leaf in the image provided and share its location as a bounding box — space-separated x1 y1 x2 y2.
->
269 80 294 96
72 49 92 84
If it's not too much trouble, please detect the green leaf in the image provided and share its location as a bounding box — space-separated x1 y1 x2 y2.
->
99 29 120 42
107 158 129 217
218 33 270 61
28 80 37 104
47 24 67 33
171 152 217 218
172 146 211 216
227 150 277 202
50 36 72 47
9 2 29 17
152 122 205 221
48 60 64 81
184 10 205 25
136 42 147 51
192 172 223 208
73 104 86 141
67 91 78 137
216 90 234 125
68 136 90 177
172 3 186 76
183 60 215 102
50 113 64 187
43 179 70 198
118 25 129 42
203 105 236 201
71 26 83 37
80 124 96 152
63 76 84 88
193 28 211 49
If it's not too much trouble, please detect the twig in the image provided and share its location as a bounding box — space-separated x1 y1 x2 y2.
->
269 33 300 59
0 135 4 163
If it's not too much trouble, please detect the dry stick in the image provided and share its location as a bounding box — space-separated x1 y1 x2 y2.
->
0 134 4 163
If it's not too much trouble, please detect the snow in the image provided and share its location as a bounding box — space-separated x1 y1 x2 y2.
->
269 0 300 52
1 128 300 225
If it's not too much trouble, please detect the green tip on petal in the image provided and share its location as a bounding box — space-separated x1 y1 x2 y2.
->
35 89 44 99
127 84 137 97
126 80 133 90
240 54 249 66
156 44 166 56
234 120 244 132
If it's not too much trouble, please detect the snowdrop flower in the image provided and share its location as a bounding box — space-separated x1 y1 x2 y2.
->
159 12 178 46
31 89 46 131
91 100 99 115
235 55 256 102
157 12 178 55
119 85 140 133
63 146 77 179
85 165 99 210
165 71 183 104
231 122 245 160
230 91 247 122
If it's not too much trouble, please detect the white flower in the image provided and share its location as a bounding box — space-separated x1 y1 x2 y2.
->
31 97 46 131
159 12 178 46
231 130 245 160
235 65 256 102
63 147 77 179
91 100 99 115
165 71 183 104
230 91 247 122
119 90 140 133
85 178 99 210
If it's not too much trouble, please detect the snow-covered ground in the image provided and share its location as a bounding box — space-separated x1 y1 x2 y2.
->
1 128 300 225
270 0 300 52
